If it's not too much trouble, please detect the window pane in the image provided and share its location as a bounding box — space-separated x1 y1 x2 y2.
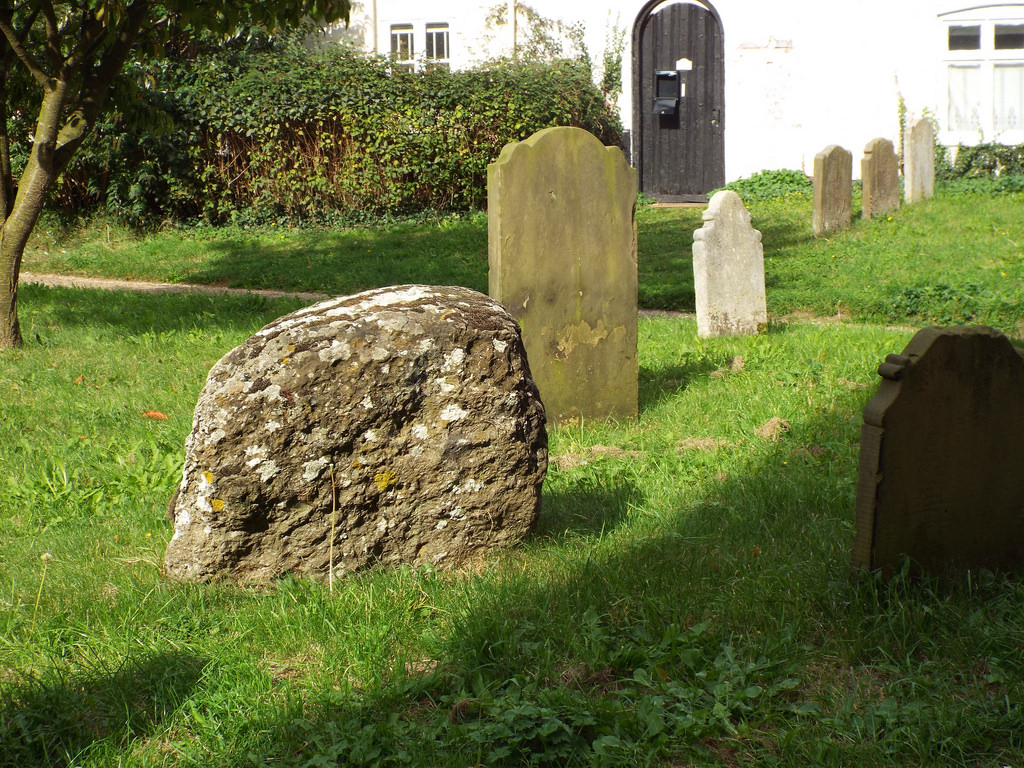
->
995 64 1024 131
949 25 981 50
948 65 982 130
426 24 449 60
995 24 1024 50
390 25 413 60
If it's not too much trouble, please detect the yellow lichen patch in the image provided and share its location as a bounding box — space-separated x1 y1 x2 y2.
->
373 470 397 491
203 471 214 484
211 499 226 511
281 357 290 364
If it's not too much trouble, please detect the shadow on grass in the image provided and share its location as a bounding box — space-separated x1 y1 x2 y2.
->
226 376 1024 766
0 651 204 767
448 404 866 659
756 214 814 254
636 208 700 312
184 221 490 296
535 473 640 539
20 283 309 340
639 357 728 413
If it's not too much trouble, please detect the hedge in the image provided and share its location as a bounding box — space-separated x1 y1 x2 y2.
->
50 41 622 225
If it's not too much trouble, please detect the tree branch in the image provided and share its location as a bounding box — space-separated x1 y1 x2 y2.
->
39 0 61 72
0 5 50 84
0 53 13 218
63 9 104 72
53 0 152 172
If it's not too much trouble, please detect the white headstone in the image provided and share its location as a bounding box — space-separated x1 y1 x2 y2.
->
904 118 935 204
692 190 767 338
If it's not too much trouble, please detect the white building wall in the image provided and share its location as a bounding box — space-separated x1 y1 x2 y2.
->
327 1 1024 181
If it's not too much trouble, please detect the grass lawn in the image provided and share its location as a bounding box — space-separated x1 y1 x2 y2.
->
22 190 1024 333
2 188 1024 766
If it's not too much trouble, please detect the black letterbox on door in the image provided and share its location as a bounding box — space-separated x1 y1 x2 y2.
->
653 70 679 116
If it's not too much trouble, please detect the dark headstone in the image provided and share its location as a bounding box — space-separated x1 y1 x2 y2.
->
852 326 1024 576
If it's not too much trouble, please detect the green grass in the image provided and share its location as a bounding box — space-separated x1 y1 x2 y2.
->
24 213 493 295
25 189 1024 334
3 192 1024 766
761 192 1024 331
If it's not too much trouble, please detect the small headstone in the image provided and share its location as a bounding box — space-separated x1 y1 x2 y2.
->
904 118 935 204
861 137 900 219
165 285 548 582
488 126 638 425
692 190 767 337
852 326 1024 577
812 144 852 236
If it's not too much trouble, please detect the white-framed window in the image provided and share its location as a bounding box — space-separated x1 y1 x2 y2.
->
387 22 453 72
941 7 1024 143
390 24 415 71
425 23 450 69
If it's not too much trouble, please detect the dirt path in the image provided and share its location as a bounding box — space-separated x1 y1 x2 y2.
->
20 271 332 302
20 271 702 322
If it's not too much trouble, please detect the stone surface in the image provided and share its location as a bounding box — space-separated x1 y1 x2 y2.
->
904 117 935 204
165 285 548 582
487 126 638 425
812 144 852 236
692 190 766 337
860 137 899 219
852 326 1024 576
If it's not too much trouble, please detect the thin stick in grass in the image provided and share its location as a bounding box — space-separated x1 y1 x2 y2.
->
32 552 53 629
329 463 336 593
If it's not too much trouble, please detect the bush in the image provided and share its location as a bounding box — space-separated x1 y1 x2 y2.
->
50 41 621 225
939 174 1024 196
714 169 812 201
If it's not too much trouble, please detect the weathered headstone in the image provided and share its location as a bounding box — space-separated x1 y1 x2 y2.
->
165 285 548 582
692 190 767 337
861 137 900 219
852 326 1024 577
904 118 935 204
812 144 852 236
487 126 638 425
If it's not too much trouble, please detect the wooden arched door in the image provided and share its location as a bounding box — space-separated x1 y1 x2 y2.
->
632 0 725 201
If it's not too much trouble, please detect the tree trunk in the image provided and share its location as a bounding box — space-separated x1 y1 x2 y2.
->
0 191 51 349
0 231 20 348
0 3 150 351
0 83 72 350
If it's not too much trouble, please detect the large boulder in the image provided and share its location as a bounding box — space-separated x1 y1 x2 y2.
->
164 285 548 582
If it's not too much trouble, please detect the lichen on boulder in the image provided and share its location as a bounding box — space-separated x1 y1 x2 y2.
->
164 285 548 582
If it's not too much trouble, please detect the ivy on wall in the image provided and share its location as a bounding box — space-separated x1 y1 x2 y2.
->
938 142 1024 179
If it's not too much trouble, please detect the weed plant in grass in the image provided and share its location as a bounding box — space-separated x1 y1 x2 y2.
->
2 285 1023 766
